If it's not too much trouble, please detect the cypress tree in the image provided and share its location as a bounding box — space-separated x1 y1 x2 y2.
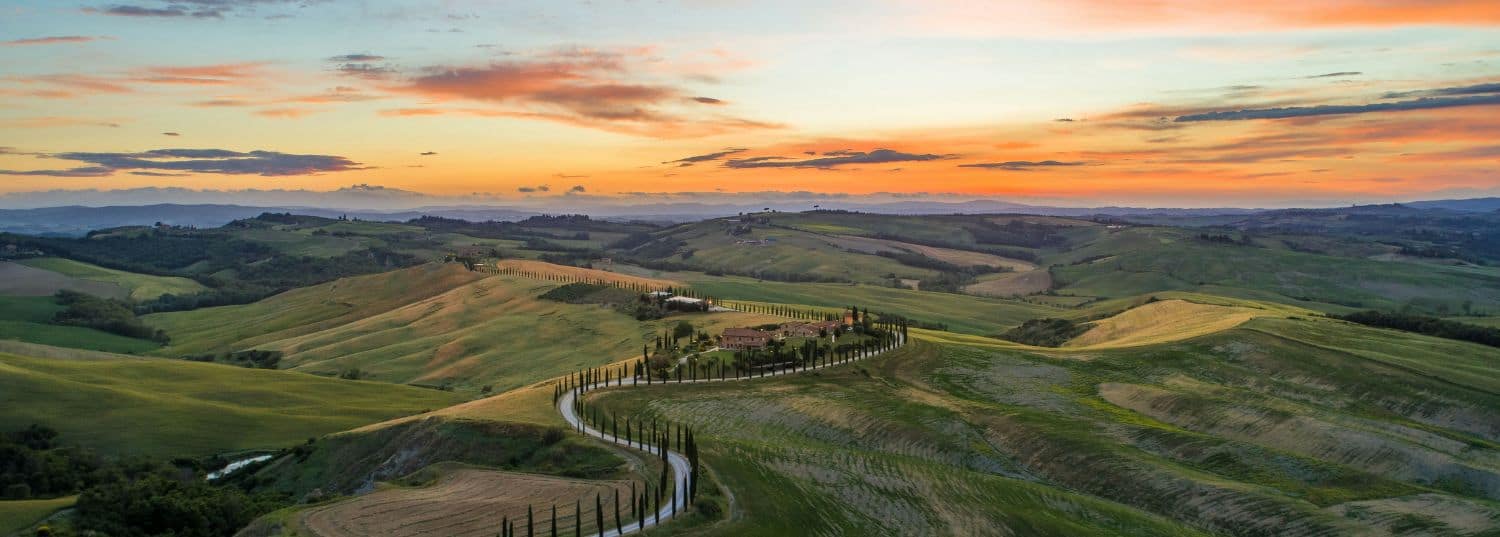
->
502 516 509 537
595 494 604 535
528 505 534 537
551 504 557 537
575 500 581 537
614 490 623 534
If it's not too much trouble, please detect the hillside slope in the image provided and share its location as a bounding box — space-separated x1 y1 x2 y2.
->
0 345 463 458
585 316 1500 536
150 262 780 392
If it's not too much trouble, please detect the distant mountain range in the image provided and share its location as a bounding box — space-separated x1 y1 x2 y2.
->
0 197 1494 236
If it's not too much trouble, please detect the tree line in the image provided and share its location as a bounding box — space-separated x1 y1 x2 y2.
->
1331 310 1500 348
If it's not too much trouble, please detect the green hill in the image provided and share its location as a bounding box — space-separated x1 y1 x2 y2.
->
1047 226 1500 315
0 296 162 354
0 345 464 458
148 263 783 392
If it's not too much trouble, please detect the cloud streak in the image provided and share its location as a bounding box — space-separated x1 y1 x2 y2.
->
1176 91 1500 122
958 160 1086 170
666 148 747 166
724 149 947 169
2 36 107 46
0 148 363 177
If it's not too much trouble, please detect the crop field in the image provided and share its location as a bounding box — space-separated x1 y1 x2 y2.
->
17 257 207 300
581 315 1500 536
1066 299 1274 348
0 348 463 458
825 234 1037 270
963 270 1053 298
0 261 126 299
297 468 640 537
484 259 683 288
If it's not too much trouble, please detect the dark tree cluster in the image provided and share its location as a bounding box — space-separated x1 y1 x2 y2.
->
967 219 1068 249
998 318 1088 347
181 349 282 369
51 290 169 343
1 425 285 537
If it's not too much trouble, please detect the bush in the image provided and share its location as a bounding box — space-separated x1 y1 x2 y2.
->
998 318 1088 347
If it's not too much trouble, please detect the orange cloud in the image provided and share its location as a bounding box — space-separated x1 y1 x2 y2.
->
386 48 777 138
898 0 1500 39
2 36 108 46
254 107 318 119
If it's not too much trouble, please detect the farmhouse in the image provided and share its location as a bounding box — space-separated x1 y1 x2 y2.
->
721 328 773 350
779 320 842 338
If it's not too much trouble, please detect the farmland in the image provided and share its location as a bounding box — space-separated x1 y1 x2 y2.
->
17 257 207 300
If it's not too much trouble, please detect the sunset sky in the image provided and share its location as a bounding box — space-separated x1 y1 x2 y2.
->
2 0 1499 207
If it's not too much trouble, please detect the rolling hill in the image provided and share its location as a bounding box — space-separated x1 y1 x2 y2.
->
0 343 464 458
580 314 1500 536
147 262 782 392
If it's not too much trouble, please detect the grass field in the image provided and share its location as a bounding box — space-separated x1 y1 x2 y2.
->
0 348 464 458
17 257 207 300
149 263 780 393
0 296 161 354
0 496 74 536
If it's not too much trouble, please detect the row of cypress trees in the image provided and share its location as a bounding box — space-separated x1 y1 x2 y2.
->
530 306 908 536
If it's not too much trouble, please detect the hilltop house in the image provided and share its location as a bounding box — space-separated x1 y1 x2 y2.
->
721 328 773 350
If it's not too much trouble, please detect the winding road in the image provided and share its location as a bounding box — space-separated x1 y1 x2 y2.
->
556 331 906 537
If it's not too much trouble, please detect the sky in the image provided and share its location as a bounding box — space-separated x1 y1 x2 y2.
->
1 0 1499 208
